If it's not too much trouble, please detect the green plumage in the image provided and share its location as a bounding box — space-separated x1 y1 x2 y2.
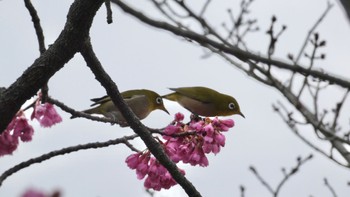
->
163 86 244 117
71 89 169 122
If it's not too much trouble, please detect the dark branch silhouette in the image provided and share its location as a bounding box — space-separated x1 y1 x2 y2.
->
0 134 138 187
0 0 104 133
250 155 313 197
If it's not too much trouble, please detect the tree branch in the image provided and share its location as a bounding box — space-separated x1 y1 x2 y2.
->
112 0 350 89
0 134 138 187
250 155 313 197
79 38 202 197
24 0 46 54
0 0 104 133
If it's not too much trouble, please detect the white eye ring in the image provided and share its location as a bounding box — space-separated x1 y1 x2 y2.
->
156 97 162 104
228 103 235 110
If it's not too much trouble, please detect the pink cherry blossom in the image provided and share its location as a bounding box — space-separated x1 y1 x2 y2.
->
32 102 62 128
174 112 184 122
125 112 235 190
144 157 185 191
163 125 182 139
125 153 141 169
0 129 19 156
136 154 150 180
163 113 234 163
15 115 35 142
125 152 151 180
125 151 184 191
0 112 34 156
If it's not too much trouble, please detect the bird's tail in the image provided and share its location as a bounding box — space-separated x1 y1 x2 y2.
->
162 93 177 101
70 107 100 119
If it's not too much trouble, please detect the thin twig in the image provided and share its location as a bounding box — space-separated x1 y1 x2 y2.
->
199 0 211 17
123 140 141 152
105 0 113 24
112 0 350 89
295 2 333 64
240 185 245 197
249 166 274 195
324 178 338 197
289 3 333 89
0 134 138 187
250 155 313 197
24 0 46 54
274 154 313 196
273 102 349 167
23 0 50 101
331 89 350 132
46 96 122 125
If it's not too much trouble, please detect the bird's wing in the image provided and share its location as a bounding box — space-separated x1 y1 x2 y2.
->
169 87 217 103
121 89 145 99
90 95 111 106
90 94 146 107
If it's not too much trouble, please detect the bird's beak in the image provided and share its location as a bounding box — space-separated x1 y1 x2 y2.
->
239 111 245 118
161 106 170 115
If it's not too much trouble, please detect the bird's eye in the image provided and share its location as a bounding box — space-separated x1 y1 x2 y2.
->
156 97 162 104
228 103 235 110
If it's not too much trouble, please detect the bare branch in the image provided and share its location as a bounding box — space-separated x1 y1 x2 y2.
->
47 96 124 125
324 178 338 197
331 89 350 132
112 0 350 89
240 185 245 197
250 155 313 197
199 0 212 17
295 3 333 63
273 102 350 168
274 155 313 196
0 134 138 187
0 0 105 133
105 0 113 24
249 166 274 195
24 0 46 54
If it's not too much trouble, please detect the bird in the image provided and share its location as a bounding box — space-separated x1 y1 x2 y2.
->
162 86 244 118
71 89 169 123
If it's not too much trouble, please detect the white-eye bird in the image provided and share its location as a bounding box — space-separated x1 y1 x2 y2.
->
71 89 169 122
162 86 244 117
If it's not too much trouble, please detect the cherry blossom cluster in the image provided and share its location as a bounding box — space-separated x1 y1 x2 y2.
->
0 93 62 156
125 151 185 191
31 99 62 128
125 112 234 190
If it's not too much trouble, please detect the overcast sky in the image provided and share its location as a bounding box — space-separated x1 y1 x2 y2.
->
1 0 350 197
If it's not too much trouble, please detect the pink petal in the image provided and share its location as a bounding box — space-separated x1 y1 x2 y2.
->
125 153 141 169
174 112 184 122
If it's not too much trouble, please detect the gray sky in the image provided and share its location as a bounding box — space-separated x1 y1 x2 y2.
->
1 0 350 196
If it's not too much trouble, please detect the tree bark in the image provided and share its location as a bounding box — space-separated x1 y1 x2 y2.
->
0 0 104 133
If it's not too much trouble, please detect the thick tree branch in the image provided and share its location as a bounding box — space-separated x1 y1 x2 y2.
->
0 0 104 133
79 39 201 197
